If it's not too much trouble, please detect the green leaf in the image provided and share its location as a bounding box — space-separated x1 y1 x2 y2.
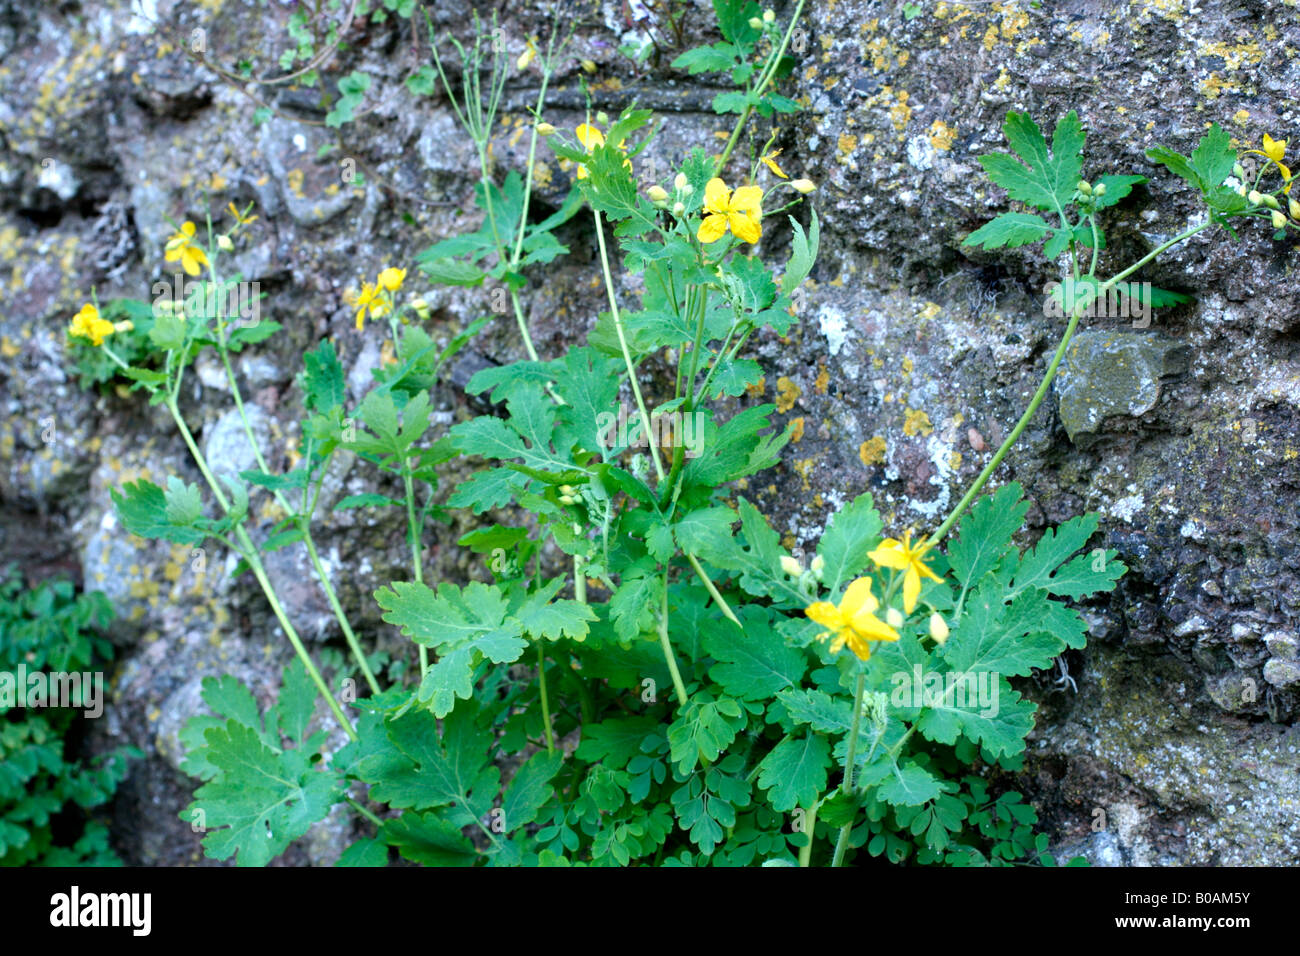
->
420 258 486 287
946 483 1028 589
301 340 346 412
878 761 945 806
962 212 1053 250
667 698 745 774
111 479 206 545
336 838 389 866
775 688 852 734
608 571 659 642
334 493 399 510
701 606 806 701
1092 174 1146 210
671 43 738 74
980 111 1084 213
688 497 803 607
163 475 203 527
757 733 830 812
1191 122 1237 190
501 751 564 831
713 0 763 50
381 812 478 866
325 70 370 127
1010 512 1100 597
815 492 884 593
575 717 661 769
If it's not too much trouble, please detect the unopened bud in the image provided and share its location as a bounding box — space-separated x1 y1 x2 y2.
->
671 201 685 216
779 555 803 578
558 494 576 505
790 178 816 194
596 111 609 126
1233 163 1247 181
216 234 234 251
113 320 135 333
749 16 763 29
674 172 688 191
1248 189 1263 205
1077 180 1092 196
559 484 576 496
1237 184 1249 197
580 59 597 74
1092 182 1106 197
810 554 824 579
764 8 776 22
885 607 904 629
928 613 949 644
1272 209 1288 229
536 122 556 136
647 184 669 203
1289 198 1300 220
410 297 430 320
1261 193 1280 210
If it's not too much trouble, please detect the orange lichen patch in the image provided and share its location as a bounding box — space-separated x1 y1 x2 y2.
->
928 120 956 151
789 417 806 443
903 408 934 437
775 376 801 413
859 436 887 466
814 363 829 394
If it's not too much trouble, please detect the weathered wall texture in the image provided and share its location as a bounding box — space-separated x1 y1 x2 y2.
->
1 0 1297 864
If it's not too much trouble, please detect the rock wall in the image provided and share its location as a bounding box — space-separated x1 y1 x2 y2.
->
1 0 1297 865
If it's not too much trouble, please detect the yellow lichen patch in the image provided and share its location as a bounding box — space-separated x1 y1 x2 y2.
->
1198 40 1263 71
791 456 817 491
950 451 963 470
287 168 306 198
919 301 942 320
746 375 766 399
889 90 912 132
901 356 914 377
0 336 19 358
789 417 806 443
532 162 553 189
859 436 887 466
928 120 956 151
781 531 797 551
1233 109 1251 126
903 408 934 437
837 133 858 159
814 363 829 394
775 376 801 413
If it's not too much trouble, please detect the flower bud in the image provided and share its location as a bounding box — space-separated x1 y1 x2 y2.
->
764 8 776 22
572 522 582 535
1077 180 1092 196
1289 198 1300 220
596 111 610 126
671 201 685 216
791 178 816 194
1272 209 1288 229
580 59 597 74
410 297 430 320
1237 184 1248 197
749 16 763 29
1092 182 1106 197
536 122 556 136
559 494 576 505
928 613 949 644
779 555 803 578
647 184 669 203
113 320 135 333
885 607 904 629
517 46 536 71
674 172 688 191
681 183 694 196
810 554 825 579
1248 189 1263 205
1261 193 1281 210
216 234 234 251
1233 163 1247 181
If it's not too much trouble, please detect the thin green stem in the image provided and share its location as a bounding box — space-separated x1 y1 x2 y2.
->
686 553 741 627
830 671 866 867
402 467 430 680
799 797 819 868
537 642 556 755
345 796 384 829
658 573 689 707
592 208 666 482
925 220 1213 549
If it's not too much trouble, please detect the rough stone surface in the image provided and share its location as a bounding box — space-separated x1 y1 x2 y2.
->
2 0 1299 865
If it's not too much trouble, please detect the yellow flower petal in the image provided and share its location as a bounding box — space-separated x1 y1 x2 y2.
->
576 124 605 150
697 213 729 244
1263 133 1286 164
378 267 406 291
703 178 731 215
761 152 788 178
805 601 846 630
902 567 921 614
868 539 909 570
839 577 878 618
729 211 762 244
729 185 764 218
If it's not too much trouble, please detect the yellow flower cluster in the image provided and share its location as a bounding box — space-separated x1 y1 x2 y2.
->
67 302 133 348
348 266 407 331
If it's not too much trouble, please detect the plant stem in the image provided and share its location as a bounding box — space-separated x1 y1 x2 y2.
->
574 553 587 604
402 467 430 681
925 220 1212 549
345 796 384 829
166 398 357 740
686 553 741 626
799 797 820 868
830 671 866 867
537 642 556 755
592 208 666 482
658 573 689 707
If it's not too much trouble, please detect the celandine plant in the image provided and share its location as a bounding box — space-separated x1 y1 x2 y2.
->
64 0 1294 866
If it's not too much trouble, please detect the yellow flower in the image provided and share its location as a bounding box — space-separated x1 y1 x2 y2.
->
1246 134 1292 194
68 303 116 347
760 150 788 179
805 577 899 661
867 529 942 614
377 267 406 292
351 282 387 331
227 202 258 228
575 123 605 180
697 177 763 244
164 221 209 277
517 36 538 71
